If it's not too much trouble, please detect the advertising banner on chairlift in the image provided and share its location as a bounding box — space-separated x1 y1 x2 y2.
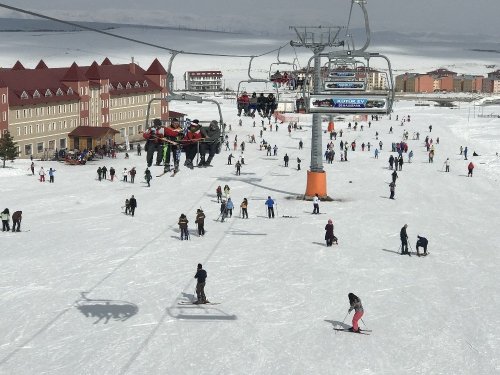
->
308 94 388 113
328 71 356 79
324 81 366 91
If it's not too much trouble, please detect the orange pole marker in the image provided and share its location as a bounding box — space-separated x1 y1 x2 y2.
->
305 170 328 198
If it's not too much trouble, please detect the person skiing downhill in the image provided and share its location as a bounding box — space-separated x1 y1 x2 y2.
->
348 293 364 333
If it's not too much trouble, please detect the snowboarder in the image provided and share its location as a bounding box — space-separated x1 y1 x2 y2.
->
129 195 137 216
240 198 248 219
265 196 275 218
178 214 189 240
467 161 474 177
312 193 320 214
324 219 337 246
400 224 409 254
195 209 205 236
347 293 364 333
416 235 428 256
1 208 10 231
194 263 208 304
12 210 22 232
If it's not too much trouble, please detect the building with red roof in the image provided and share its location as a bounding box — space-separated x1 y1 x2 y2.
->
0 58 173 158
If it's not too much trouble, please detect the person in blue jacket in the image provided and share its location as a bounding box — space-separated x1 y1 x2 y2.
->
226 198 234 218
265 196 275 218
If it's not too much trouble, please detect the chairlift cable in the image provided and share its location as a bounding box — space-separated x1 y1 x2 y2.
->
0 3 289 59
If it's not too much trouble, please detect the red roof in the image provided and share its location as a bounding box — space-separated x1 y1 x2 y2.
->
35 60 48 70
101 57 112 65
146 58 167 75
12 61 25 70
68 126 119 137
0 58 166 106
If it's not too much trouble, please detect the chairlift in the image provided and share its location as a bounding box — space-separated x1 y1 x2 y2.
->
268 46 299 87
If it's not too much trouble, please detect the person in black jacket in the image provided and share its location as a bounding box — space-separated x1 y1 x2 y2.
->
324 219 338 246
129 195 137 216
400 224 409 254
194 263 208 304
416 235 428 256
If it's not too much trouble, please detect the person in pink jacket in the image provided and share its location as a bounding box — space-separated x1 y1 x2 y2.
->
348 293 364 333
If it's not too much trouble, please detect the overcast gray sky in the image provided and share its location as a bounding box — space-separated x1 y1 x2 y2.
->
0 0 498 37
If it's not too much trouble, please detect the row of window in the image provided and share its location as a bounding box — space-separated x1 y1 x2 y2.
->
15 104 79 120
21 87 74 100
22 138 67 155
16 119 79 136
118 124 144 138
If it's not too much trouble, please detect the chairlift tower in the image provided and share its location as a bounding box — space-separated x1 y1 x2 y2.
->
290 26 345 199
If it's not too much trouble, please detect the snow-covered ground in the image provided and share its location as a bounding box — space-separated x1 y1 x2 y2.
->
1 92 500 374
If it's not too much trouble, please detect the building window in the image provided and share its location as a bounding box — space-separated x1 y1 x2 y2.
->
23 109 27 117
2 111 6 121
48 140 55 150
33 90 40 98
17 127 20 136
59 138 66 149
45 89 52 97
23 126 27 135
1 94 6 103
128 126 134 136
21 91 29 99
16 110 20 119
24 144 32 155
137 124 143 133
29 125 33 134
36 124 40 133
67 87 73 95
56 88 64 96
120 128 125 137
37 142 44 153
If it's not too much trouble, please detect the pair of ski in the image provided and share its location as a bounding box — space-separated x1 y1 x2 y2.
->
178 301 220 305
334 328 372 335
156 169 179 178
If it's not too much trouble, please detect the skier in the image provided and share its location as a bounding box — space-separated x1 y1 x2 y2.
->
312 193 320 214
216 185 223 203
178 214 189 240
391 170 398 184
416 235 429 256
1 208 10 231
297 157 301 171
389 181 396 200
226 198 234 218
265 196 275 218
398 155 404 171
101 166 108 180
389 155 395 170
467 161 474 177
284 153 289 167
144 168 152 187
347 293 364 333
48 168 56 183
195 209 205 236
11 210 22 232
444 158 450 172
374 148 379 159
299 140 303 149
143 118 164 167
219 200 228 222
324 219 337 246
235 160 241 176
109 167 116 181
400 224 409 255
122 168 128 182
223 185 231 200
240 198 248 219
39 167 46 182
199 120 221 167
163 118 184 172
194 263 208 304
183 120 202 169
129 195 137 217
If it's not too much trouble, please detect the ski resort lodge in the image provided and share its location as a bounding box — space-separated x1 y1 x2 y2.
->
0 58 173 158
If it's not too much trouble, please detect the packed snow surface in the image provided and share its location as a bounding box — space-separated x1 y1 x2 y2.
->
1 95 499 374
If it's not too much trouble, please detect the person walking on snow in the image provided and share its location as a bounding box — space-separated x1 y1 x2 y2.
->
216 185 223 203
178 214 189 240
265 196 275 218
312 193 320 214
194 263 208 304
348 293 364 333
1 208 10 231
30 162 35 175
240 198 248 218
391 170 398 184
400 224 409 254
128 195 137 216
144 168 152 187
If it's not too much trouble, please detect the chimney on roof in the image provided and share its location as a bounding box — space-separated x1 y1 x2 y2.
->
129 57 136 75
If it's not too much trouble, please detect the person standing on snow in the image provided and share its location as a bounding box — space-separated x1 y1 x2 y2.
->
444 158 450 172
129 167 136 183
216 185 223 203
223 185 231 200
265 196 275 218
391 170 398 184
284 153 289 167
226 198 234 218
240 198 248 219
178 214 189 240
128 195 137 216
48 168 56 183
122 168 128 182
11 210 22 232
39 167 46 182
400 224 409 255
195 209 205 236
194 263 208 304
398 155 404 171
389 181 396 200
30 162 35 175
109 167 116 181
312 193 320 214
101 166 108 180
348 293 364 333
144 168 152 187
1 208 10 231
324 219 337 246
467 161 474 177
388 155 395 170
416 235 429 256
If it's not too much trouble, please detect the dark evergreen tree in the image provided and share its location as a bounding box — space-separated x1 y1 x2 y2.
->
0 131 20 168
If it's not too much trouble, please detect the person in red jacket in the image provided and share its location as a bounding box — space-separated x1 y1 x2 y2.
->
183 120 202 169
163 118 184 173
143 118 164 167
237 92 250 116
467 161 474 177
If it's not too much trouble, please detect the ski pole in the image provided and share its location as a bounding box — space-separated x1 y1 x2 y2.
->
275 202 279 217
361 318 368 328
